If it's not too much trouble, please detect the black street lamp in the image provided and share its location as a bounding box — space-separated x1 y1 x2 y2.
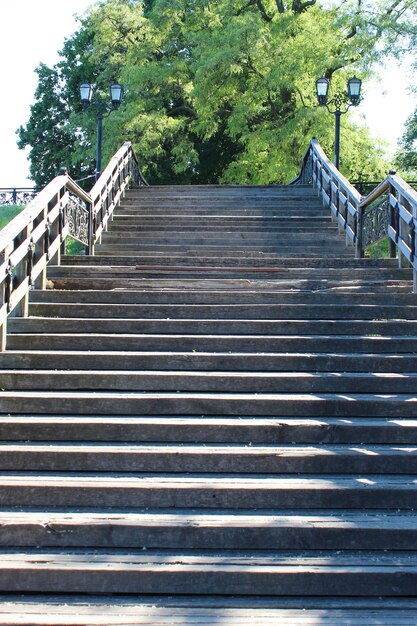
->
80 82 124 180
316 76 363 170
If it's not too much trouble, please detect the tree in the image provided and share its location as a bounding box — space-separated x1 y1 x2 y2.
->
17 21 99 188
18 0 417 186
395 106 417 178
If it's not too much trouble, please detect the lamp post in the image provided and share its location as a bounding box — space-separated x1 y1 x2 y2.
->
315 76 362 170
79 82 123 180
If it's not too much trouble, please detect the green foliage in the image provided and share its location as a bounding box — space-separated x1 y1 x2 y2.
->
365 237 391 259
0 206 24 230
65 237 86 255
395 105 417 178
18 0 417 186
17 23 97 188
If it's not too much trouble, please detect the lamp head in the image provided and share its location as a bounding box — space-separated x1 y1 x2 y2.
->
110 83 123 109
347 76 362 105
80 83 93 109
316 77 329 106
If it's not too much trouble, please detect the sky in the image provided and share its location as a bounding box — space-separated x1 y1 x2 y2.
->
0 0 416 188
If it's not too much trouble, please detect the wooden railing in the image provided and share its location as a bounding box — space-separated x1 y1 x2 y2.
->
291 137 417 292
0 141 146 349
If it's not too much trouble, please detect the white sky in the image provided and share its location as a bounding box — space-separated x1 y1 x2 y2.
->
0 1 416 188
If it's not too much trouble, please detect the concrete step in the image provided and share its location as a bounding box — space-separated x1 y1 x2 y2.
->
1 391 417 416
0 510 416 550
0 474 415 508
0 442 415 473
0 416 415 444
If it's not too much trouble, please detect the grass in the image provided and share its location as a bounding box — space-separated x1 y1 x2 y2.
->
0 205 86 255
65 237 86 255
0 205 25 229
364 237 391 259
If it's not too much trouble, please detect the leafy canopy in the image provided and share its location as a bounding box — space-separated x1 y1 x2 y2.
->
18 0 417 186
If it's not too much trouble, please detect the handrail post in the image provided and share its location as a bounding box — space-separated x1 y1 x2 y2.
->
355 203 364 258
0 250 6 351
87 199 95 256
389 181 397 259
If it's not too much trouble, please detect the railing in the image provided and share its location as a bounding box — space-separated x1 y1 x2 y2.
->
353 180 417 196
0 188 39 206
0 141 146 349
291 137 417 292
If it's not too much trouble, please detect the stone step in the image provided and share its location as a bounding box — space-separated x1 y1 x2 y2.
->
30 289 417 306
0 442 415 473
2 350 417 372
0 510 416 550
2 370 417 394
27 302 417 319
0 474 415 508
0 549 417 595
0 415 416 444
1 391 416 417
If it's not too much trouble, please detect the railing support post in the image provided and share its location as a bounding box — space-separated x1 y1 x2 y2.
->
355 204 364 258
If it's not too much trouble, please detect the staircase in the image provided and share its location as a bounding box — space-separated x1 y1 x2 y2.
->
0 184 417 623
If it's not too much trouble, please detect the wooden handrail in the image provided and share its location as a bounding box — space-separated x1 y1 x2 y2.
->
292 138 417 292
0 141 146 349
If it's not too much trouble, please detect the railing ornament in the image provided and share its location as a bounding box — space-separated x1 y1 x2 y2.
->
0 188 38 207
362 195 390 249
65 195 90 246
5 263 14 312
26 239 35 286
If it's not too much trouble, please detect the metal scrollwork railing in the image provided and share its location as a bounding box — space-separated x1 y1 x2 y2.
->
292 138 417 293
362 194 390 249
65 195 90 246
0 188 39 207
0 141 146 350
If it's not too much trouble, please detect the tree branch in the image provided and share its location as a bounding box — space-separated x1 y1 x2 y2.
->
236 0 273 21
291 0 316 13
256 0 273 21
275 0 286 13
